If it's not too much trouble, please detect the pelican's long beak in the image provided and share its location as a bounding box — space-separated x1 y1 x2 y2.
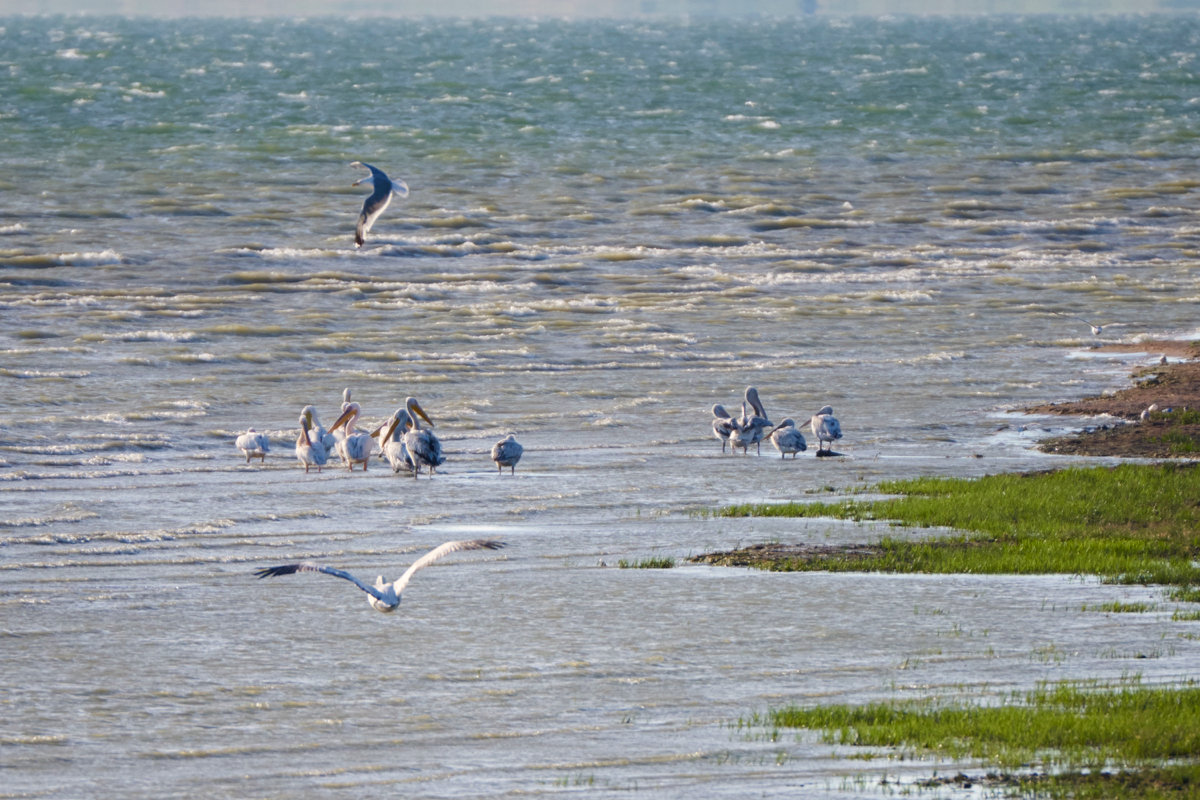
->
379 414 402 443
329 406 354 432
300 416 314 446
408 400 433 427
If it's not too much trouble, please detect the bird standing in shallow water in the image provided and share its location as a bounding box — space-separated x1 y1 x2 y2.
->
351 161 408 248
328 401 374 471
255 539 506 613
491 433 523 474
235 428 270 463
769 419 807 459
295 411 329 473
810 405 843 455
711 404 736 453
400 396 444 477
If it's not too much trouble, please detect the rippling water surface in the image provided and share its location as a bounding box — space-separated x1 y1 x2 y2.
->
2 14 1200 798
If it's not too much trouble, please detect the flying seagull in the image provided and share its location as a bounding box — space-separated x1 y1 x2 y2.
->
351 161 409 248
255 539 506 613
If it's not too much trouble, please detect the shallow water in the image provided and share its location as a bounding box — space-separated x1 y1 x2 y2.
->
2 13 1200 798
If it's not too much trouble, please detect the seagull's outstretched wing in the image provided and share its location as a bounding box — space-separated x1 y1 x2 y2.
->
255 562 388 603
393 539 505 594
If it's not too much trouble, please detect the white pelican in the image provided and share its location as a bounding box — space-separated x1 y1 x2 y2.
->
491 433 523 475
373 408 415 474
711 404 736 453
328 401 374 471
401 396 444 478
810 405 843 455
255 539 505 613
300 404 337 456
351 161 408 248
235 428 270 463
769 419 807 459
734 387 772 455
295 412 329 473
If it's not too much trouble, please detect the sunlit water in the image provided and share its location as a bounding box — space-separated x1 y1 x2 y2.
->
2 14 1199 798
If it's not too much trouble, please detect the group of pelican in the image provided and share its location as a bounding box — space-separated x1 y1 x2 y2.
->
712 386 843 458
238 388 524 477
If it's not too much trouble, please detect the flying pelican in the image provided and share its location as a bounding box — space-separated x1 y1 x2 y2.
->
373 408 415 474
769 419 807 459
810 405 843 455
328 401 374 471
295 412 329 473
235 428 270 463
402 396 444 477
351 161 409 248
711 404 737 453
300 405 337 456
491 433 523 475
255 539 506 613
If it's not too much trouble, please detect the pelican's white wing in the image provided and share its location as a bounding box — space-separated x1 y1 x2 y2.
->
393 539 505 594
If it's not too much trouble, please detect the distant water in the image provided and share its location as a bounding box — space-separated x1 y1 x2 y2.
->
2 14 1199 798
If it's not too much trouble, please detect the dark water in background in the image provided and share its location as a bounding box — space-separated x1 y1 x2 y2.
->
2 14 1199 798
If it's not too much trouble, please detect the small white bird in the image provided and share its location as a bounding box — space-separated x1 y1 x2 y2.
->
295 411 329 473
351 161 408 248
711 404 737 453
328 401 374 471
1055 312 1119 337
255 539 506 613
769 419 807 459
235 428 270 463
491 433 523 475
810 405 843 455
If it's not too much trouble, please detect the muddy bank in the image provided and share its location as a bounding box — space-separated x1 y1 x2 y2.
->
1027 340 1200 458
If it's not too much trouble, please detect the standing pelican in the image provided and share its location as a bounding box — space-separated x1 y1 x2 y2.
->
736 387 772 455
373 408 415 474
255 539 506 614
711 404 737 453
235 428 270 463
295 412 329 473
300 405 337 456
351 161 409 248
401 396 444 477
769 419 807 459
810 405 843 455
328 401 374 471
491 433 523 475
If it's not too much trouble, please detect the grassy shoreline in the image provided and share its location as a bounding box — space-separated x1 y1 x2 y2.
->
698 346 1200 797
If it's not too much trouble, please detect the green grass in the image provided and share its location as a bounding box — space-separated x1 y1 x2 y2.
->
754 679 1200 798
617 557 675 569
715 463 1200 589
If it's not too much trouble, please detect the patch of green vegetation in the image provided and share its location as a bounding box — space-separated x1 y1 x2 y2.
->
617 557 675 569
756 678 1200 799
1090 601 1156 613
715 463 1200 590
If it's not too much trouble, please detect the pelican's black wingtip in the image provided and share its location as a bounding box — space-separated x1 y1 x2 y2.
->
481 540 506 551
254 564 300 579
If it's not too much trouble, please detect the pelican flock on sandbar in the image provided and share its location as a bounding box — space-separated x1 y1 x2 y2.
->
351 161 408 248
235 428 270 463
710 387 844 459
491 433 523 475
255 539 506 613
